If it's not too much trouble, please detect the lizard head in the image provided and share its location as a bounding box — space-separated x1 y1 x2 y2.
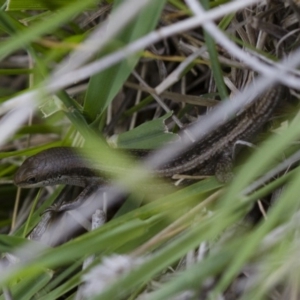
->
13 147 91 188
14 153 49 188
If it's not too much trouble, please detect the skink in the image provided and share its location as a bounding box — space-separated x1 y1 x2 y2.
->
14 85 286 211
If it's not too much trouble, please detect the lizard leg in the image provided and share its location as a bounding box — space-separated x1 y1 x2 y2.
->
215 151 234 183
46 184 99 213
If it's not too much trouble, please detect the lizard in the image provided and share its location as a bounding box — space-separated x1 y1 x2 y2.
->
13 85 286 212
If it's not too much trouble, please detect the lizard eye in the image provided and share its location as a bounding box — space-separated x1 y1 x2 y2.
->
27 177 36 184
